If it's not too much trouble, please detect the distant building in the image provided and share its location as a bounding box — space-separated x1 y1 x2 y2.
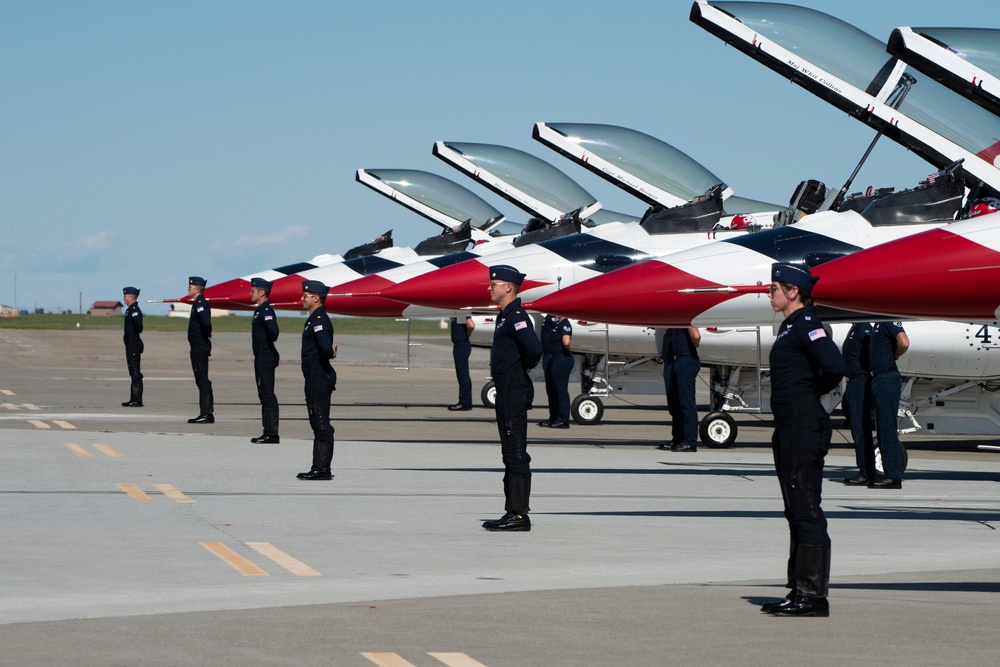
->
0 304 19 318
89 300 123 317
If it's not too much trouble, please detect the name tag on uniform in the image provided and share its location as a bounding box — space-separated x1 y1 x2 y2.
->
514 321 527 331
808 329 827 341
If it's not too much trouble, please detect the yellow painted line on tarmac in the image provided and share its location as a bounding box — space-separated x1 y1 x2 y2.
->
428 654 490 667
199 542 269 576
0 389 14 396
52 420 76 430
64 443 95 457
2 403 18 410
245 542 321 576
92 443 123 458
28 420 51 429
117 483 156 503
361 654 419 667
153 483 195 503
22 403 40 410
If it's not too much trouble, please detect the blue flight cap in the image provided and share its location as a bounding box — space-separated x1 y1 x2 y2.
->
489 264 526 287
122 286 140 296
301 280 329 297
771 262 818 292
250 277 272 290
189 276 207 288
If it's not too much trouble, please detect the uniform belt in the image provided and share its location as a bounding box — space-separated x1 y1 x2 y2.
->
870 367 898 377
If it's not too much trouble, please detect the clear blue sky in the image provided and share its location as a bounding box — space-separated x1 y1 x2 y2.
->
2 1 994 314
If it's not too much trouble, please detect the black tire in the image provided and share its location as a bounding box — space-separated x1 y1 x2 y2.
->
875 442 909 475
699 411 737 448
481 381 496 409
571 395 604 425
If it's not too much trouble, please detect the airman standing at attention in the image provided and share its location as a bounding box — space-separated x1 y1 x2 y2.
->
762 262 845 617
538 313 573 429
249 277 280 444
121 286 144 407
297 280 337 480
482 265 542 531
186 276 214 424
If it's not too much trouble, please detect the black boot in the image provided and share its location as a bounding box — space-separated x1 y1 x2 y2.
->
770 543 831 617
251 408 280 443
508 474 531 516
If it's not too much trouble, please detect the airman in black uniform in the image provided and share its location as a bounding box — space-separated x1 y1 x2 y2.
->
297 280 337 481
762 262 845 617
186 276 214 424
841 322 875 485
483 265 542 532
121 286 144 407
448 315 475 411
658 327 701 452
868 321 909 488
539 314 573 429
249 277 280 444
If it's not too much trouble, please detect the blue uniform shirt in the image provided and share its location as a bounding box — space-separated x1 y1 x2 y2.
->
869 321 905 372
541 315 572 357
302 306 335 373
251 300 280 363
187 293 212 349
450 316 472 345
490 298 542 375
769 306 845 403
662 328 699 362
123 302 143 347
842 323 872 376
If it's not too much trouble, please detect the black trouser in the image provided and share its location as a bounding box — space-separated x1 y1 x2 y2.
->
543 353 574 423
255 357 279 435
772 397 832 598
844 373 875 475
189 346 213 415
125 345 143 403
303 365 336 470
453 341 472 407
493 370 532 514
664 355 701 446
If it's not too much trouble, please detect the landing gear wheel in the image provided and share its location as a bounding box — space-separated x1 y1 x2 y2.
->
875 442 909 475
481 381 496 409
699 411 737 448
571 395 604 425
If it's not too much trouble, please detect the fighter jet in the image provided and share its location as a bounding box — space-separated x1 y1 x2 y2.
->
887 27 1000 116
810 198 1000 321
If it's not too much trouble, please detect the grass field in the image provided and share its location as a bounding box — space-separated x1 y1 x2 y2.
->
0 313 450 336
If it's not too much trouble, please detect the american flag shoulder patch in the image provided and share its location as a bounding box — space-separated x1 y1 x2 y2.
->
264 315 273 321
313 325 324 332
808 328 826 341
514 321 528 331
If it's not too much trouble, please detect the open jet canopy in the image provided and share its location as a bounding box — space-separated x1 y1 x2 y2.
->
888 27 1000 117
433 141 603 223
356 168 506 242
690 1 1000 197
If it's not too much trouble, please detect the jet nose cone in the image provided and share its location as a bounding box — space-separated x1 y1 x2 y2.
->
381 260 492 309
326 275 406 317
527 260 729 327
203 278 254 309
267 274 309 308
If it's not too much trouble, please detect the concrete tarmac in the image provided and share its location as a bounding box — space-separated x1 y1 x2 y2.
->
1 328 998 666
